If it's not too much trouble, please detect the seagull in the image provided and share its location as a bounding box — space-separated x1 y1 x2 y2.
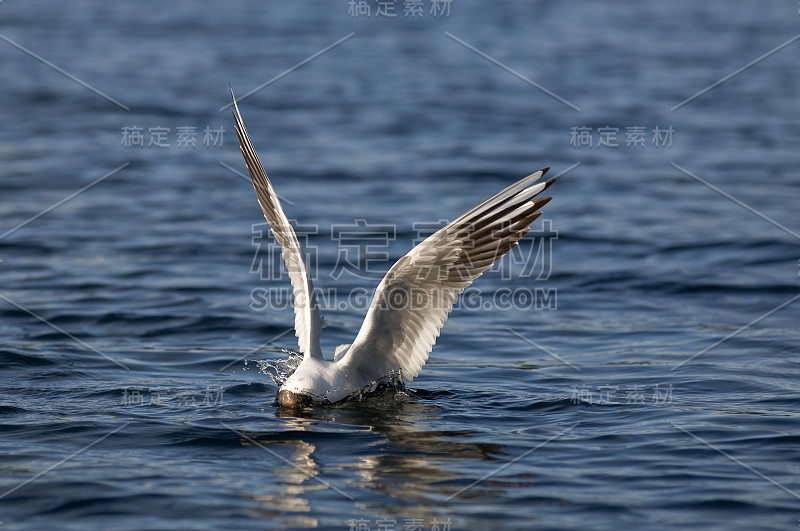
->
230 91 556 407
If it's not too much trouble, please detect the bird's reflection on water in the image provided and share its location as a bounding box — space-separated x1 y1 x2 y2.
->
234 389 507 526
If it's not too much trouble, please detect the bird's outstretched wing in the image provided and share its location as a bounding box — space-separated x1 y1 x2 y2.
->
340 170 555 379
231 92 323 359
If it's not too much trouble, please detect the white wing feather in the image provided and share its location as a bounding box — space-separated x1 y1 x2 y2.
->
231 92 323 359
340 170 555 380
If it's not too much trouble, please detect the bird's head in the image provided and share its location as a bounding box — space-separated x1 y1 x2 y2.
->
276 363 324 407
277 388 313 407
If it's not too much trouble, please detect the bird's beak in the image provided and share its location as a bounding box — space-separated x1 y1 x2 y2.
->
277 389 312 407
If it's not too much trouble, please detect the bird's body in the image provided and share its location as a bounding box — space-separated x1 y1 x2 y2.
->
231 92 555 407
276 355 368 406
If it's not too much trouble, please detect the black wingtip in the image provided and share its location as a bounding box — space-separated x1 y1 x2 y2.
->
229 86 240 118
532 196 553 210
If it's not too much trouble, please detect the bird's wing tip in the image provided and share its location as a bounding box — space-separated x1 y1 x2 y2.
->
229 87 242 119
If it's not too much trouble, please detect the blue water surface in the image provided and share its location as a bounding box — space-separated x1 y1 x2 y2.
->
1 1 799 529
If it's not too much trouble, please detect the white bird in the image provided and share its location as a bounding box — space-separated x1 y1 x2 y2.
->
230 92 556 407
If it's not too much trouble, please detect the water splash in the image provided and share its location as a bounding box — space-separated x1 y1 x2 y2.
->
340 369 407 403
255 349 303 386
255 351 407 404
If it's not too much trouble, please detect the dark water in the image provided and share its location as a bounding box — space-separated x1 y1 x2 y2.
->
1 1 799 529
